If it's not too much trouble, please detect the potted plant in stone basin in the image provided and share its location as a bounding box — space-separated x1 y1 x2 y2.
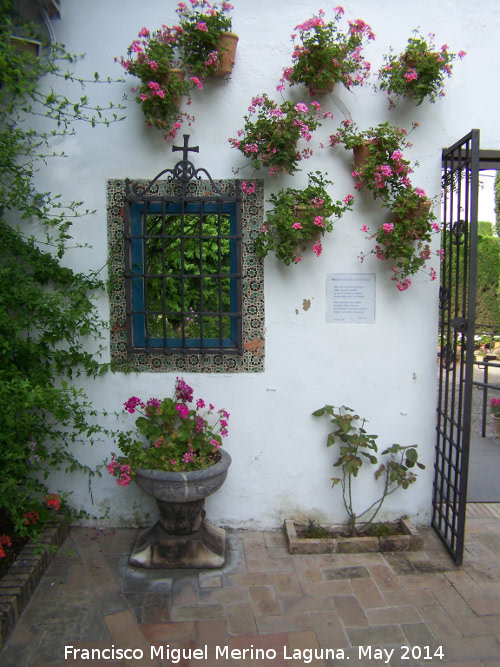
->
254 171 354 264
378 30 466 108
229 94 330 176
279 6 374 95
175 0 238 85
117 25 192 140
108 377 231 568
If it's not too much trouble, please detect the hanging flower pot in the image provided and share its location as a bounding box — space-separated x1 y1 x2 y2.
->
494 415 500 438
378 31 466 106
253 171 354 265
117 26 192 140
278 7 374 96
394 198 432 222
157 68 187 109
295 203 324 219
329 120 416 205
9 35 41 56
309 78 335 95
215 32 239 77
176 0 236 84
352 141 372 168
229 95 331 176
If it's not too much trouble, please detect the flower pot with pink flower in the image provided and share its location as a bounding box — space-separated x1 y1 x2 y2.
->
229 95 331 176
378 30 466 107
279 6 374 96
329 120 417 204
117 25 192 140
108 377 231 568
330 120 440 290
253 171 354 265
490 397 500 438
364 187 438 290
175 0 237 83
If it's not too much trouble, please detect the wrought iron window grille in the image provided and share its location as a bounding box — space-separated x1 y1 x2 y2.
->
123 135 243 356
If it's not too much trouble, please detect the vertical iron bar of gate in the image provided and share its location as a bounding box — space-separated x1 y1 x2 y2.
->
434 129 479 565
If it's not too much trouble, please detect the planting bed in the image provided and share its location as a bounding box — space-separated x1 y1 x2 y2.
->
284 518 423 555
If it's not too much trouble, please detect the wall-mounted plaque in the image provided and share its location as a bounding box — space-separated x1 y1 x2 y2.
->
326 273 376 323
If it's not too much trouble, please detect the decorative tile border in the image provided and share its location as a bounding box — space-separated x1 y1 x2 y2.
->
0 514 70 650
107 178 265 373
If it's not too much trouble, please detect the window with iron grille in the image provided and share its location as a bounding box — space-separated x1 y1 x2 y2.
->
124 197 242 354
107 136 265 373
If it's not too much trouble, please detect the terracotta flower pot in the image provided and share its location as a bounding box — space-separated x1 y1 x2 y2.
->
309 78 335 95
395 199 432 221
493 415 500 438
353 141 372 168
401 54 418 70
215 32 239 77
294 204 324 219
160 68 186 109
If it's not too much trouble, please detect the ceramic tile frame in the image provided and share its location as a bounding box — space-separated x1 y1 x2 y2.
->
107 178 265 373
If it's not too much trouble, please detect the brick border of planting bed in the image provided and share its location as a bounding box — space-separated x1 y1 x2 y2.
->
0 513 70 650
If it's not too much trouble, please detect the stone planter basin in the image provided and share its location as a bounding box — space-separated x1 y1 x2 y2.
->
284 518 423 555
134 449 231 503
130 450 231 569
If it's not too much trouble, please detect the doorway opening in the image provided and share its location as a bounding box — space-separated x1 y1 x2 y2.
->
434 130 500 564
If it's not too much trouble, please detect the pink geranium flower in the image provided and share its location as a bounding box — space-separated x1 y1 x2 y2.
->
111 379 229 476
312 241 323 257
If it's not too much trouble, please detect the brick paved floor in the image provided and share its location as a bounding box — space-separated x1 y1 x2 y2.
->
0 505 499 666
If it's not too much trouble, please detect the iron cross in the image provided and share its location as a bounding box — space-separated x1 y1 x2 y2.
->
172 135 199 162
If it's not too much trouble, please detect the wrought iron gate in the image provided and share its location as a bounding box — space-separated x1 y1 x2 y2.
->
433 130 480 564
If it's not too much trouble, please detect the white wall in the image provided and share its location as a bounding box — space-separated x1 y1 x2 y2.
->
37 0 500 529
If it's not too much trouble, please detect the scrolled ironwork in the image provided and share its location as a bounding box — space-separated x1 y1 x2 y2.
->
451 219 466 245
440 343 456 370
439 286 450 310
125 135 223 198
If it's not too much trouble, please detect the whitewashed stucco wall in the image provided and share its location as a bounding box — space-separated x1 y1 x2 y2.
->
38 0 500 529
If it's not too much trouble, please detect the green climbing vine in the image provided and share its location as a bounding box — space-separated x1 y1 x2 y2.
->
0 1 124 540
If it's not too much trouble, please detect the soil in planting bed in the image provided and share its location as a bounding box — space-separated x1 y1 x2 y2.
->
296 520 403 540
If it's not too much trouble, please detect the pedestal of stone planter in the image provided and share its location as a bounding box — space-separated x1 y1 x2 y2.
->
130 513 226 569
130 450 231 569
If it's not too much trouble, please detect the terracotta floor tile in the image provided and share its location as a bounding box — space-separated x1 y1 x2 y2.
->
226 602 257 636
249 586 280 617
332 595 368 627
103 611 147 647
273 572 302 598
350 577 386 609
140 621 197 642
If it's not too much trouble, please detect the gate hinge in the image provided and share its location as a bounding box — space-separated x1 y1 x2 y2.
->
452 317 468 333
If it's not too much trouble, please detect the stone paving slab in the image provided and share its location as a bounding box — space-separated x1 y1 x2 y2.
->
0 508 499 666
